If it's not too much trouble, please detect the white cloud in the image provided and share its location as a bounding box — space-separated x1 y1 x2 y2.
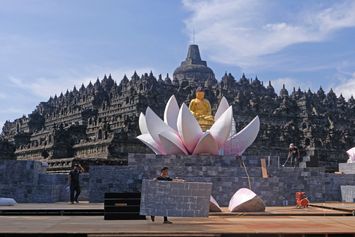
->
0 108 25 115
0 66 155 129
6 67 155 99
270 77 314 95
183 0 355 68
271 73 355 99
333 72 355 99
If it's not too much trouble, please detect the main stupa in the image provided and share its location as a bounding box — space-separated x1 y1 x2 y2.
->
173 44 216 85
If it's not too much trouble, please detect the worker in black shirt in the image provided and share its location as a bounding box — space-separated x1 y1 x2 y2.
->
156 167 173 181
151 167 173 224
68 163 84 204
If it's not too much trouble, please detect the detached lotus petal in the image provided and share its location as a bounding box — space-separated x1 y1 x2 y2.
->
228 188 256 211
164 95 179 131
139 113 149 134
137 134 161 154
229 188 265 212
0 198 16 206
177 104 203 153
224 116 260 156
209 106 233 149
214 97 229 121
193 132 219 155
209 195 222 212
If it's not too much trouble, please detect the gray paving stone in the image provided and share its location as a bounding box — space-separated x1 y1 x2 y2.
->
140 179 212 217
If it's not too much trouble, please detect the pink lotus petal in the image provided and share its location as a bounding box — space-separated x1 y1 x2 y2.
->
0 198 16 206
228 188 256 212
193 132 219 155
347 147 355 163
224 116 260 156
145 106 177 145
164 95 179 132
209 106 233 149
210 195 222 212
159 131 188 155
177 104 203 153
137 134 162 154
138 113 149 134
214 97 229 121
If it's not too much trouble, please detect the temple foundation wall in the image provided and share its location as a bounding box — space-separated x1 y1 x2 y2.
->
1 155 354 206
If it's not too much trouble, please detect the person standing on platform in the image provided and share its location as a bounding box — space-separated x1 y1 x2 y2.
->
151 167 173 224
68 163 84 204
287 143 300 167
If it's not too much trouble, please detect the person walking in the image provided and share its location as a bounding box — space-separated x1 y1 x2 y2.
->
68 163 84 204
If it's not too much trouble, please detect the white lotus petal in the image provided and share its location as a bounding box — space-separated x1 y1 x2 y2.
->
228 188 256 212
223 116 260 156
210 195 222 212
193 132 219 155
214 97 229 121
164 95 179 131
228 188 265 212
0 198 16 206
159 131 188 155
139 113 149 134
145 106 177 145
209 106 233 149
177 103 203 153
137 134 162 154
346 147 355 162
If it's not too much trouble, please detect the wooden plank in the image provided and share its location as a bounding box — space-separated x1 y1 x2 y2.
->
261 159 268 178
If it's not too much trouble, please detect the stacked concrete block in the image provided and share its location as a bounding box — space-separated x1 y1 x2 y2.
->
140 179 212 217
340 186 355 202
326 173 355 201
339 163 355 174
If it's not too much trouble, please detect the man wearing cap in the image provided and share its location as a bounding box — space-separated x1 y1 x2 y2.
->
287 143 300 167
68 163 84 204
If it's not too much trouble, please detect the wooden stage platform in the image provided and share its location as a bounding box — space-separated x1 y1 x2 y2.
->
0 202 354 236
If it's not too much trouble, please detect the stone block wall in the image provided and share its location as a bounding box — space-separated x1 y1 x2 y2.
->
0 160 89 203
88 154 355 206
140 179 212 217
89 165 142 202
127 154 321 205
1 155 355 205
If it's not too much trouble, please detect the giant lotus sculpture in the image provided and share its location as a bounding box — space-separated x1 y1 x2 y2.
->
137 95 260 156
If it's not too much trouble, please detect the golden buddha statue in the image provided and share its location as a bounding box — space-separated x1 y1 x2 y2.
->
189 87 214 131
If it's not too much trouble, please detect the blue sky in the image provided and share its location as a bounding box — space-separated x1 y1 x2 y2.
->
1 0 355 128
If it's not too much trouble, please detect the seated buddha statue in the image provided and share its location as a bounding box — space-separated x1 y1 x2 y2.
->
189 87 214 131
